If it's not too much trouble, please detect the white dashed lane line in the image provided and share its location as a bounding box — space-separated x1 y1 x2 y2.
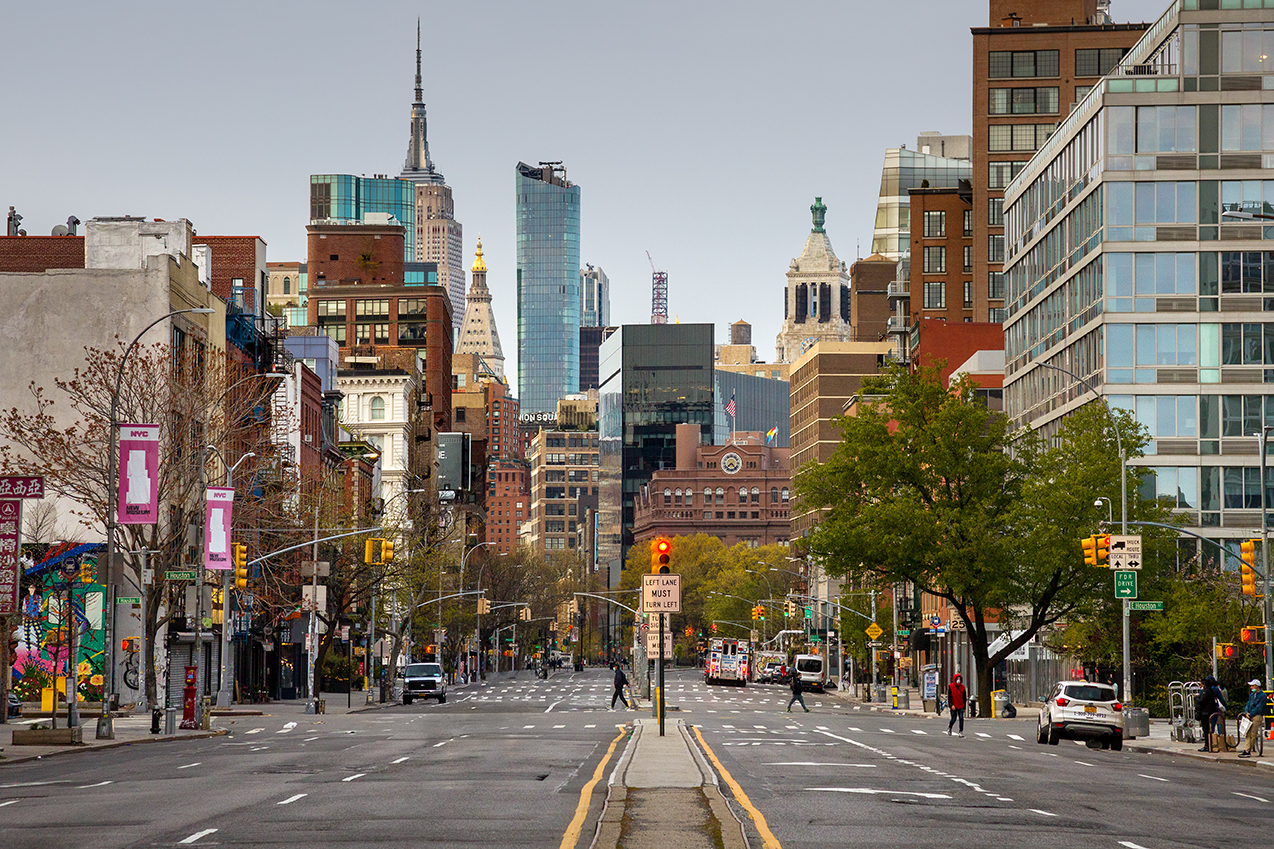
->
278 794 308 805
0 800 19 808
179 828 218 844
78 780 112 788
1138 774 1169 782
392 757 410 764
1029 809 1057 817
1233 791 1269 803
342 773 366 782
177 763 201 769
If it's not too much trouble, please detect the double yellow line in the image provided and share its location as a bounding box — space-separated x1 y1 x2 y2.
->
693 725 782 849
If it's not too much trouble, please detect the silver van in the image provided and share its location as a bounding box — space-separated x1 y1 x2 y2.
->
793 654 827 693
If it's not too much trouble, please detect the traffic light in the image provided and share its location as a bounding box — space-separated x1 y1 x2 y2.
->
1216 642 1237 659
1241 539 1259 596
651 537 672 574
787 599 797 617
477 597 491 614
520 605 531 621
121 637 140 653
1081 535 1097 566
757 605 765 621
380 539 394 563
569 598 579 615
711 622 717 632
684 626 693 637
1096 534 1109 566
233 543 249 589
1241 626 1264 643
365 538 379 564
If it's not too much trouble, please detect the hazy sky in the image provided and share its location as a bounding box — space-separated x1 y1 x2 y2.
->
2 0 1170 377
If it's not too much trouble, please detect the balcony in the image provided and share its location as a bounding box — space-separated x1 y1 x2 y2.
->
886 281 910 301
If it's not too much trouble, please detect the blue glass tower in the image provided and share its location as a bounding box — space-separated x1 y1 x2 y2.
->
310 174 416 262
516 161 581 414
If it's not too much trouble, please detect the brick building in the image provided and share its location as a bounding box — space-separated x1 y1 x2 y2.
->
849 254 895 343
0 235 84 272
972 0 1148 323
631 425 791 548
906 184 975 325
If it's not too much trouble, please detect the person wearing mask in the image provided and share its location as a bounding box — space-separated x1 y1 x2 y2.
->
1238 678 1267 758
947 672 967 737
610 663 630 710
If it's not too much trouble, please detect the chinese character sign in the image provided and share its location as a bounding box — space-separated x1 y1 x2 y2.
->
204 487 235 570
0 500 23 615
117 425 160 524
0 476 44 499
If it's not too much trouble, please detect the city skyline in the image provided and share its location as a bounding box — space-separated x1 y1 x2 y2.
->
1 0 1168 382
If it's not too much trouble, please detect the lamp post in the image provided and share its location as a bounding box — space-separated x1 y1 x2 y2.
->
1094 497 1113 526
1031 360 1130 702
466 542 496 678
1258 429 1274 690
100 307 214 738
206 447 255 708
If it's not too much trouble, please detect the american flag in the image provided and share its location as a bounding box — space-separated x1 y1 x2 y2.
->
725 391 736 418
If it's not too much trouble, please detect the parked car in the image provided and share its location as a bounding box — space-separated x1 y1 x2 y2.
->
758 662 783 684
792 654 828 693
7 692 20 717
401 662 448 705
1037 680 1124 750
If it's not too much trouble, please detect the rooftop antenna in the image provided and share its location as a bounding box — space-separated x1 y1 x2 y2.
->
647 251 668 325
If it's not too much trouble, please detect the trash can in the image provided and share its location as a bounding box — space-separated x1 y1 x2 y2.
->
896 689 910 710
1123 707 1150 739
992 689 1010 718
164 707 176 735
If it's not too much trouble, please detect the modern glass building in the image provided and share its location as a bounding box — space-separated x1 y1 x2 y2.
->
580 264 610 328
598 324 716 588
517 161 581 414
310 174 416 261
871 145 972 261
715 370 790 448
1003 0 1274 561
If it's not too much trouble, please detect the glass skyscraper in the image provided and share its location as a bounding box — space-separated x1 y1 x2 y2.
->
871 146 972 261
310 174 416 262
1003 0 1274 565
516 161 581 414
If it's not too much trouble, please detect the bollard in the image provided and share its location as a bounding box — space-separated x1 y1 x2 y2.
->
95 712 115 740
164 706 177 735
151 706 162 734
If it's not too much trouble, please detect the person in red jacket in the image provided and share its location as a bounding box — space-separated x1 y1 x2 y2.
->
946 672 967 737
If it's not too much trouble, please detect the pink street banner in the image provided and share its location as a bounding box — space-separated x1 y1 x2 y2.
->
118 424 160 525
204 487 235 570
0 500 23 616
0 476 44 499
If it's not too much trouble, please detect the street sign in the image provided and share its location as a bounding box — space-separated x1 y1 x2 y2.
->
1114 570 1138 599
301 584 327 613
300 560 330 578
166 570 197 581
644 628 674 658
1128 600 1163 611
750 630 759 643
930 615 940 627
898 629 911 637
865 622 884 640
642 574 682 614
867 640 883 647
1109 534 1143 570
116 596 141 605
0 476 43 498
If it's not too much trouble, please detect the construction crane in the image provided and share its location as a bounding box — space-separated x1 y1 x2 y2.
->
647 251 668 325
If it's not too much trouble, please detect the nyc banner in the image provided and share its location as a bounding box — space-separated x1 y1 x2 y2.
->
117 424 160 524
204 487 235 570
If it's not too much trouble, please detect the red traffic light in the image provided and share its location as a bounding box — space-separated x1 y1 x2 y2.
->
655 539 670 554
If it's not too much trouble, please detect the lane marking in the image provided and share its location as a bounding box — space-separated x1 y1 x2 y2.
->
1119 843 1151 849
278 793 308 805
304 736 319 742
911 729 927 735
392 757 410 764
546 701 562 713
558 726 627 849
433 741 448 748
554 724 566 729
246 728 264 734
765 762 876 767
523 725 536 729
1137 774 1169 782
343 773 366 782
808 788 951 799
0 800 19 808
881 728 895 734
585 724 596 728
976 732 991 738
179 829 218 844
692 726 782 849
177 763 201 769
250 746 269 751
0 781 65 788
1030 809 1057 817
1233 791 1270 803
1007 734 1024 741
278 722 297 734
78 780 113 788
1074 761 1094 767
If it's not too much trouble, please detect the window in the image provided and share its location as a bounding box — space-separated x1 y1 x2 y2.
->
923 246 946 274
781 487 789 502
923 281 946 309
751 487 760 504
988 50 1058 79
923 211 946 238
1221 104 1270 152
664 488 672 506
321 324 346 344
988 234 1005 263
370 397 386 420
456 407 466 423
356 299 389 318
715 487 725 505
988 161 1026 189
282 276 291 295
963 245 973 273
1075 47 1127 77
737 488 747 505
1075 84 1094 104
1135 106 1196 153
963 281 973 309
988 272 1006 300
355 323 390 345
989 124 1053 152
989 87 1059 115
989 307 1007 322
988 198 1004 227
963 209 972 237
770 487 778 504
989 125 1012 151
317 300 346 318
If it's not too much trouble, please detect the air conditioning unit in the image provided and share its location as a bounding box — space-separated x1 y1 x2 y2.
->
303 434 313 443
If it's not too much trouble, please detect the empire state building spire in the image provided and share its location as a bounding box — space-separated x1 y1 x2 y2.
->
400 18 443 184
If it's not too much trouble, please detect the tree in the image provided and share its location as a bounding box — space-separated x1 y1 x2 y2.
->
796 365 1169 710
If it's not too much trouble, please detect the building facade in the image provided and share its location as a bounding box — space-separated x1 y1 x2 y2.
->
579 325 617 392
631 425 791 548
580 264 610 327
516 161 582 414
310 175 416 262
775 199 854 364
1003 0 1274 559
902 185 976 329
870 141 972 262
527 429 600 553
973 0 1148 325
266 261 305 313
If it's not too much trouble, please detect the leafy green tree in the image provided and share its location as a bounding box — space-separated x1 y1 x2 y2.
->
796 366 1170 709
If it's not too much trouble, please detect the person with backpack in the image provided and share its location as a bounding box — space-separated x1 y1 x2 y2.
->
610 663 630 710
1197 675 1227 751
946 672 967 737
787 668 809 712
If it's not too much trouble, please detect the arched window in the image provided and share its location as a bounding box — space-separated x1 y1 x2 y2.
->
283 276 291 295
737 488 747 505
370 396 386 421
663 488 672 506
770 487 779 504
751 487 760 503
715 487 725 505
781 487 790 502
704 487 712 505
674 488 683 506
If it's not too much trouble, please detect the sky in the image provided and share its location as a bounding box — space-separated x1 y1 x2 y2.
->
2 0 1171 379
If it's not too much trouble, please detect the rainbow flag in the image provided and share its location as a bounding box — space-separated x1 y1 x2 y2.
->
766 425 778 444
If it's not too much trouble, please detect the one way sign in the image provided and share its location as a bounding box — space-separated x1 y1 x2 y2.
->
1108 534 1142 570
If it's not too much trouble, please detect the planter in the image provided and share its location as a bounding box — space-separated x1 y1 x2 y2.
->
11 726 84 746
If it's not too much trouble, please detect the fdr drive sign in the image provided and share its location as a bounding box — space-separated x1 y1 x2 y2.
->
642 574 681 614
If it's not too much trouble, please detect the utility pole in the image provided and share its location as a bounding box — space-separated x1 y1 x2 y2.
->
1261 430 1274 690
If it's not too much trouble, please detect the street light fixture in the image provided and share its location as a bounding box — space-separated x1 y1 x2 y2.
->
99 306 214 738
1094 497 1113 526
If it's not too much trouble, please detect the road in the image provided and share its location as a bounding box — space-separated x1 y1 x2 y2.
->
0 667 1270 848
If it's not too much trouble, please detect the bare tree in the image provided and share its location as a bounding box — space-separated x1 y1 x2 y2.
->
21 499 60 545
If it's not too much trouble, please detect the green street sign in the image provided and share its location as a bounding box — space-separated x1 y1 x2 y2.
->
1114 570 1138 599
809 635 822 643
1128 600 1163 611
166 570 198 581
898 629 911 637
116 596 141 605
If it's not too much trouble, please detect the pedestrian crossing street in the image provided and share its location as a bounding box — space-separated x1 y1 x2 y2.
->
454 674 828 712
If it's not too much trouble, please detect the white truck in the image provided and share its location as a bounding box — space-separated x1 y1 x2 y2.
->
705 638 749 686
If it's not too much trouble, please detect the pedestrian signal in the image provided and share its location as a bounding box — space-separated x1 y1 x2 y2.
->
1216 642 1237 659
121 637 140 653
1241 626 1264 643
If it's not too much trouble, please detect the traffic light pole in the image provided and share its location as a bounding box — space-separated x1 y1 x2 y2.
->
1262 430 1273 690
658 612 665 737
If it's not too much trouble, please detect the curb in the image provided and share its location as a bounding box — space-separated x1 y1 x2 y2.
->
0 727 228 766
1124 742 1274 768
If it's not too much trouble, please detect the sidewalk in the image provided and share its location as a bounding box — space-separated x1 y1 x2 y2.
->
593 717 746 849
827 683 1044 721
0 713 225 765
1125 719 1274 769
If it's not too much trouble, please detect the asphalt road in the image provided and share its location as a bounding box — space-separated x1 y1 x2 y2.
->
0 666 1270 848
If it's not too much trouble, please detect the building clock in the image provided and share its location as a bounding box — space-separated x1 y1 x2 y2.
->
721 452 743 474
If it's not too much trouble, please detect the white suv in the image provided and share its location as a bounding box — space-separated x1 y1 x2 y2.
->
1038 680 1124 750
